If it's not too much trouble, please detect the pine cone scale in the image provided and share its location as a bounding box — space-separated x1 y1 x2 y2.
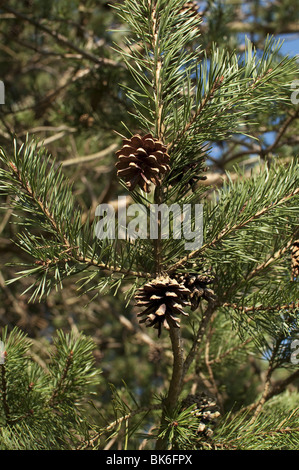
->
174 270 216 310
135 275 191 337
116 134 170 193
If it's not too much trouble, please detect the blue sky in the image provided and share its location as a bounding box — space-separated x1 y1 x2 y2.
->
277 34 299 58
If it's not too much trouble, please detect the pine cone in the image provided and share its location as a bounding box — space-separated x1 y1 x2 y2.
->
115 134 170 193
291 240 299 281
181 392 220 437
174 272 216 310
135 275 191 337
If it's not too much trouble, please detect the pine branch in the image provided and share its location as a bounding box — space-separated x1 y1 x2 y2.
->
150 1 163 140
267 371 299 402
223 301 299 314
249 338 282 424
183 301 218 380
168 36 297 162
0 140 153 289
260 109 299 157
167 74 224 153
0 327 101 450
155 326 185 450
114 0 202 137
48 350 74 408
219 418 299 450
167 167 299 274
6 159 70 249
77 404 161 450
61 143 119 168
246 370 299 416
221 110 299 163
245 234 298 281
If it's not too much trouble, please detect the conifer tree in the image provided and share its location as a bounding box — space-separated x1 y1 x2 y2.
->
0 0 298 451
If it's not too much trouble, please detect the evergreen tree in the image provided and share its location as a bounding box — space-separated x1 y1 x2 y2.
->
0 327 99 449
0 0 298 451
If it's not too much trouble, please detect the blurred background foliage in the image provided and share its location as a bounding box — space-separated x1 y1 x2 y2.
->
0 0 298 449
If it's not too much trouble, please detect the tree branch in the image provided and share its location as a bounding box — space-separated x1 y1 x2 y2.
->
223 301 299 314
77 404 161 450
155 325 185 450
246 237 297 281
7 160 152 279
226 20 299 35
168 187 299 274
249 338 281 424
183 301 217 380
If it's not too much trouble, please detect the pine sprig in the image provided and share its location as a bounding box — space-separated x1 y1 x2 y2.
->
167 160 299 273
0 139 153 299
113 0 202 140
0 327 100 450
214 394 299 450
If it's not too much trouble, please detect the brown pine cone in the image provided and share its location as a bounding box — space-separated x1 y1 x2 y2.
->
115 134 170 193
135 275 191 337
181 392 220 437
174 271 216 310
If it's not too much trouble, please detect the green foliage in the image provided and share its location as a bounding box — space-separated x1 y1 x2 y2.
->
0 327 100 450
215 392 299 450
0 0 298 452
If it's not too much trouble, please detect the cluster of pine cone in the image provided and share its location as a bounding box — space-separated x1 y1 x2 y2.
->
135 272 216 337
174 271 216 310
181 392 220 438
